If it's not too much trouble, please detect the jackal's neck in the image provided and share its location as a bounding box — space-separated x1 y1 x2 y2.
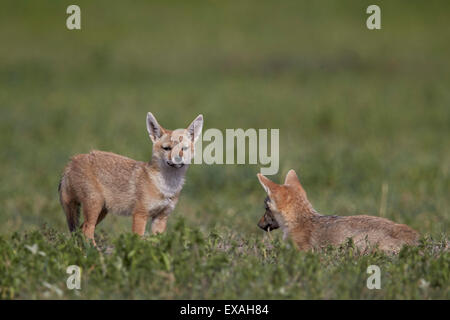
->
292 194 319 217
147 158 188 198
283 197 320 250
300 201 319 217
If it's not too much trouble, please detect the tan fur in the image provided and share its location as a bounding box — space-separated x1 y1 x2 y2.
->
257 170 419 253
59 113 203 245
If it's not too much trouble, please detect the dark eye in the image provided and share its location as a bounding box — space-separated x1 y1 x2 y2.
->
162 146 171 151
264 197 271 210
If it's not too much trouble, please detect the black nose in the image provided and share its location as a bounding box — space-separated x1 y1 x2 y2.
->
258 223 269 231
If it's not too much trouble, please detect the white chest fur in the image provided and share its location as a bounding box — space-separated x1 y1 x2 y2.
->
146 197 175 216
273 212 290 240
145 166 186 216
151 166 186 198
267 201 289 240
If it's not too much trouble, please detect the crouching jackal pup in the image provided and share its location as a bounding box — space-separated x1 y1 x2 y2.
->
257 170 419 253
59 113 203 245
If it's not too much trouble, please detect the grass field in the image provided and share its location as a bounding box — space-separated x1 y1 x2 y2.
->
0 0 449 299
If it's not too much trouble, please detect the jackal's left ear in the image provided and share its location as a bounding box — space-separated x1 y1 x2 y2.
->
257 173 277 196
187 114 203 142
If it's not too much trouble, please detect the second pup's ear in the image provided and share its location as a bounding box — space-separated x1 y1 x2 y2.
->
146 112 164 143
284 169 300 186
284 169 306 195
187 114 203 142
257 173 278 196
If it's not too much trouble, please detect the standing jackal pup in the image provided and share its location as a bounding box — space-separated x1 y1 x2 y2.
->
257 170 419 253
59 113 203 245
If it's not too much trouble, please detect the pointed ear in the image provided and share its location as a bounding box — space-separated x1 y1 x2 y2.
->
187 114 203 143
257 173 278 196
284 169 306 195
146 112 164 143
284 169 300 185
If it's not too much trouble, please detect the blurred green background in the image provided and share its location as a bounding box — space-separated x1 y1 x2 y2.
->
0 0 449 238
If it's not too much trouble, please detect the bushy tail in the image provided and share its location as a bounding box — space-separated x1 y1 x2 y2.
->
58 175 80 232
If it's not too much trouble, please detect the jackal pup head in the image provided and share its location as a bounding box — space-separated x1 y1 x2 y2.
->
257 196 280 231
146 112 203 169
256 170 307 231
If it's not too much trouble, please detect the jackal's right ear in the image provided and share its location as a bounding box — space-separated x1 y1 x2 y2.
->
146 112 164 143
284 169 307 195
257 173 278 196
284 169 301 187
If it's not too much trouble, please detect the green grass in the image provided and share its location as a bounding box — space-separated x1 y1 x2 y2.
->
0 0 449 299
1 222 448 299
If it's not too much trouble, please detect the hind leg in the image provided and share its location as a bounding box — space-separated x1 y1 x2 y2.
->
60 185 80 232
61 200 80 232
96 208 108 226
81 199 103 246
